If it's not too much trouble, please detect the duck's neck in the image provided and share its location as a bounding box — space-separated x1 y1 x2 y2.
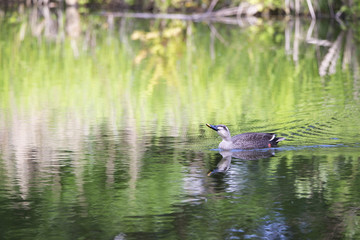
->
222 135 232 142
219 139 233 150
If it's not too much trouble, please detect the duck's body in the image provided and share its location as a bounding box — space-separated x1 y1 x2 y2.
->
206 124 285 150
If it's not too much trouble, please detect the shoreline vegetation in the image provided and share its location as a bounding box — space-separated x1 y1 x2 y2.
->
1 0 359 21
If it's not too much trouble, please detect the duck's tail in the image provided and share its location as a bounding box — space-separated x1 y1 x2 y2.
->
275 137 286 142
269 135 285 147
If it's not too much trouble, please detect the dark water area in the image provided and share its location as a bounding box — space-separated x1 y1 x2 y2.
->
1 7 360 240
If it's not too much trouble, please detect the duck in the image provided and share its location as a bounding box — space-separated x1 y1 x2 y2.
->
206 124 285 150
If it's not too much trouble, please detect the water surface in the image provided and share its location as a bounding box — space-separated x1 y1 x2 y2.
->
1 9 360 239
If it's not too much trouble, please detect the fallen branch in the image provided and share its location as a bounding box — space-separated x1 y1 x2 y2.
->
102 12 204 21
306 0 316 19
206 0 219 13
101 5 262 21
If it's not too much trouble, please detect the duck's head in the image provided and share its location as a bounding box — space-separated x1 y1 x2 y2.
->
206 124 231 140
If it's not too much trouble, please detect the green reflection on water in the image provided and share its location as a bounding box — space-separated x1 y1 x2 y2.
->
1 9 360 240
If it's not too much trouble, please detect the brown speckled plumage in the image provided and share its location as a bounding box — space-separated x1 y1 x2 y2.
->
206 124 285 150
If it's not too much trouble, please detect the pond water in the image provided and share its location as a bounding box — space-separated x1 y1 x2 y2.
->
1 8 360 239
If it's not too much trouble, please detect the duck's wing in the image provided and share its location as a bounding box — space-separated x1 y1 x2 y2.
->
231 132 276 149
232 132 275 142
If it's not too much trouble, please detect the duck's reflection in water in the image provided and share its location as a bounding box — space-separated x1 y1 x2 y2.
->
208 150 275 176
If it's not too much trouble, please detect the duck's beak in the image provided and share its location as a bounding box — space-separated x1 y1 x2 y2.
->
206 123 218 131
